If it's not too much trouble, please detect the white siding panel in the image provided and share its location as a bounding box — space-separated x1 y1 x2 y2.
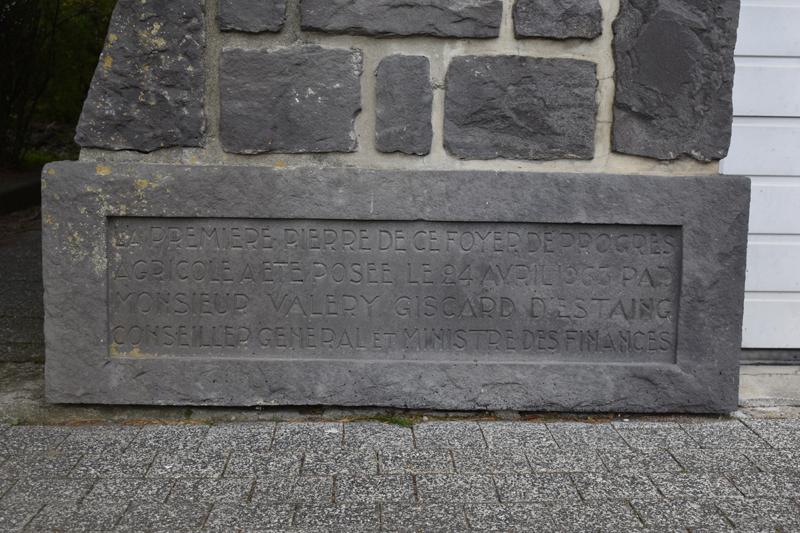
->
733 58 800 117
745 237 800 292
749 178 800 234
743 295 800 348
720 118 800 176
736 2 800 57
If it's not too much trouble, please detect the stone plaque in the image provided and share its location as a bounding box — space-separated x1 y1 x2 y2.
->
108 218 681 363
43 163 749 413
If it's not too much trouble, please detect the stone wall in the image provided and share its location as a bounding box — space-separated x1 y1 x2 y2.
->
76 0 740 176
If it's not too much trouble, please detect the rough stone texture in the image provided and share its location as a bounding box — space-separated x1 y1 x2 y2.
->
514 0 603 39
42 162 750 413
300 0 503 38
2 418 798 530
74 0 206 152
218 0 286 33
220 46 362 154
375 56 433 156
612 0 741 161
444 56 597 160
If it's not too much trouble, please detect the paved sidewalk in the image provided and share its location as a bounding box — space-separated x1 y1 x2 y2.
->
1 417 799 532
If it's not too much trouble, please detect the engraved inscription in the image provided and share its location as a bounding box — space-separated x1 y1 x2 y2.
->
108 218 682 363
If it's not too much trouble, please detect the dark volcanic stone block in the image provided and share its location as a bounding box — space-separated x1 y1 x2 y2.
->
74 0 205 152
300 0 503 38
218 0 286 33
514 0 603 39
444 56 597 160
42 162 750 413
612 0 740 161
220 46 362 154
375 56 433 156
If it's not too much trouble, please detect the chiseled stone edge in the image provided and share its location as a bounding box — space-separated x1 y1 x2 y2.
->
74 0 206 152
375 55 433 156
611 0 740 161
42 162 749 413
300 0 504 38
513 0 603 40
218 0 286 33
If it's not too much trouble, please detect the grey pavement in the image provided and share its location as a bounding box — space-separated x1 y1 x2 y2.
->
1 417 800 531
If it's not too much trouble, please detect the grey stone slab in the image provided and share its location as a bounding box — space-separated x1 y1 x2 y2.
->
745 419 800 449
598 449 682 472
463 503 550 530
494 473 578 502
3 478 94 504
335 474 414 503
57 425 141 454
525 447 606 473
205 503 293 531
614 423 698 449
546 501 643 532
413 422 486 449
572 472 658 500
650 472 742 499
631 498 729 529
86 478 173 503
465 501 640 531
514 0 603 39
729 471 800 498
218 0 285 33
478 422 557 450
75 0 205 152
202 422 275 452
745 450 800 474
0 501 42 532
220 46 362 154
679 421 769 449
0 480 13 499
547 422 628 449
147 449 229 478
27 500 128 532
225 450 302 478
272 422 343 450
612 0 740 161
300 0 503 38
343 422 414 450
715 498 800 530
416 474 497 503
382 503 468 532
302 449 378 476
375 55 432 156
0 451 83 478
42 163 750 413
669 448 759 474
451 450 530 474
294 503 380 531
0 426 70 454
252 475 332 503
117 501 210 532
379 449 454 475
128 425 209 452
69 451 156 478
445 56 597 160
168 478 253 504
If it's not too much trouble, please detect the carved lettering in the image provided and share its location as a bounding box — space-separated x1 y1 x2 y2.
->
108 218 682 363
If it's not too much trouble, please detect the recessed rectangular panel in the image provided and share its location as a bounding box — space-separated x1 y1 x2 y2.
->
107 218 681 363
42 163 750 412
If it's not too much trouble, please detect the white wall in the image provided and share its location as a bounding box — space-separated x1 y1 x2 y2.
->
721 0 800 348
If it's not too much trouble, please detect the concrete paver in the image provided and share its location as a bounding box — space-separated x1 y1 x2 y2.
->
0 418 798 531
